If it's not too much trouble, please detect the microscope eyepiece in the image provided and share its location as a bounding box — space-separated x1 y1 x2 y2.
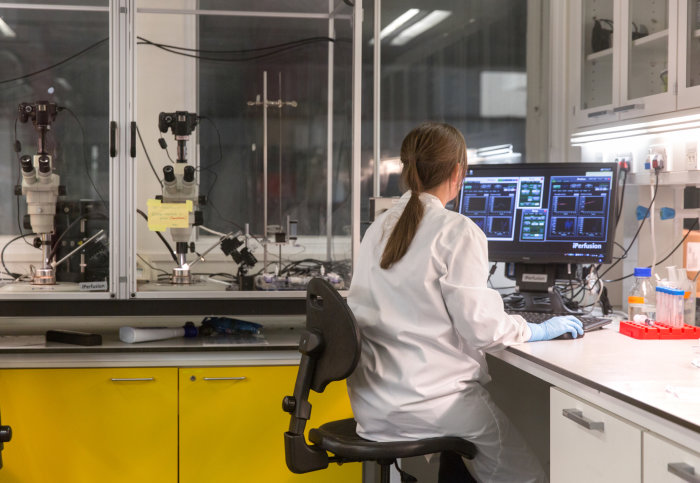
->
37 155 51 173
20 155 33 173
183 165 195 182
163 165 175 183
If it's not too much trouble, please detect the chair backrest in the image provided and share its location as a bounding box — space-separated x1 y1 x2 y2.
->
306 277 361 391
283 278 361 473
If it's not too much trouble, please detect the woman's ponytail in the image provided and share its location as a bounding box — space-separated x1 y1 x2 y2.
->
380 122 467 269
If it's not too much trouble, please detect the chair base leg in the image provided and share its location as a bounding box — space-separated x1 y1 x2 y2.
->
379 462 391 483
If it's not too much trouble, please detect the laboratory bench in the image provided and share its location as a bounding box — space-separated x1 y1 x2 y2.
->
0 318 698 482
489 320 700 483
0 319 362 483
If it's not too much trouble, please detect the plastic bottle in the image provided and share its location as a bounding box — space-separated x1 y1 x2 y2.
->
678 268 696 326
628 267 656 321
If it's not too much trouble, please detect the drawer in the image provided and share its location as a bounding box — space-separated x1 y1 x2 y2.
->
550 387 641 483
644 431 700 482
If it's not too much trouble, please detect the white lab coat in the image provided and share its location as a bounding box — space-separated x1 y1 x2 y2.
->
347 191 545 482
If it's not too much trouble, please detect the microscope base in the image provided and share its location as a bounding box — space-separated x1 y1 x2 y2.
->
0 281 80 293
138 278 228 292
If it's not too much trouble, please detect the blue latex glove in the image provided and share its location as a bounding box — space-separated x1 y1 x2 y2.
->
527 315 583 341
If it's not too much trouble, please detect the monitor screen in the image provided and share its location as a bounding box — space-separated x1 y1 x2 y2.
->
457 162 618 264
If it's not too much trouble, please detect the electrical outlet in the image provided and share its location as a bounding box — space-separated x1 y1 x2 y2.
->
614 152 632 172
647 144 669 171
686 141 699 170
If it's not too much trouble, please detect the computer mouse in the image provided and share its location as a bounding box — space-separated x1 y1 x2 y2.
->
555 330 585 340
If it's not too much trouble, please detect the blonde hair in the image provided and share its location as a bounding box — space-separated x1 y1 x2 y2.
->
380 122 467 269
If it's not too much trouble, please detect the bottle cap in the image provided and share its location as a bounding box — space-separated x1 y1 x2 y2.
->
634 267 652 277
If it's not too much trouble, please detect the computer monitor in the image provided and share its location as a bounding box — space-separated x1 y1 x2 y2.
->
457 162 618 311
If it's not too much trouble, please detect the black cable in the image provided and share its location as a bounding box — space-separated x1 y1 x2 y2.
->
58 106 107 205
136 209 178 263
615 169 628 227
600 172 660 278
47 212 108 263
0 37 108 85
137 35 334 54
571 172 660 301
604 218 700 283
135 124 163 187
158 133 175 163
137 36 336 62
198 116 224 198
1 233 36 280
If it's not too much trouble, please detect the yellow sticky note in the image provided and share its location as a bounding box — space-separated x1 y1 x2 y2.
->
146 199 192 231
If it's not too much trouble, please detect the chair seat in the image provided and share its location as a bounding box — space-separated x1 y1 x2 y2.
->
308 418 477 461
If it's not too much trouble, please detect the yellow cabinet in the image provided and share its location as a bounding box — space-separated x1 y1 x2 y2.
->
0 368 178 483
179 366 361 483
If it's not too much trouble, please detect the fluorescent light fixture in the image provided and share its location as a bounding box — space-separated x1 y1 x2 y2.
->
571 114 700 145
476 144 513 157
570 113 700 145
0 17 16 38
378 8 420 42
390 10 451 46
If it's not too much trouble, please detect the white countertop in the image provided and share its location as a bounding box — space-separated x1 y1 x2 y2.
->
495 320 700 436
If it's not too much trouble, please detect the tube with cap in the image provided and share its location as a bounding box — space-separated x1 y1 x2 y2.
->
119 322 197 343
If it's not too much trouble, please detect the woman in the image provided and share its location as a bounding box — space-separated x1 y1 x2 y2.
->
346 122 581 482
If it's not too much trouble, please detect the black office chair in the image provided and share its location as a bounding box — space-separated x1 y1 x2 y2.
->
283 278 478 482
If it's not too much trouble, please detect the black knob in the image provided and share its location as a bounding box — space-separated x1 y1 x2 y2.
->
20 155 33 172
38 155 51 173
163 165 175 182
58 185 66 196
183 165 195 182
193 210 203 226
0 425 11 443
188 242 195 253
282 395 296 413
33 237 42 248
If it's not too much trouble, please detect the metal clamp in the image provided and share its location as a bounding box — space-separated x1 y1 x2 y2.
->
668 463 700 482
202 377 246 381
110 377 155 382
562 408 604 431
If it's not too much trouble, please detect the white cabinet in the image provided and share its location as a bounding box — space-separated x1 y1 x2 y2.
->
677 0 700 108
643 431 700 482
550 387 642 483
571 0 679 128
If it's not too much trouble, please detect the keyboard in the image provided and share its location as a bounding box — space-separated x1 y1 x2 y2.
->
506 311 612 332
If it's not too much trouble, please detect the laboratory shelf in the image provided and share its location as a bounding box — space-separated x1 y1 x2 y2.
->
586 47 613 62
619 320 700 339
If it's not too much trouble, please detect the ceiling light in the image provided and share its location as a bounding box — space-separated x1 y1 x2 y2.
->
380 9 420 40
390 10 451 46
0 17 16 38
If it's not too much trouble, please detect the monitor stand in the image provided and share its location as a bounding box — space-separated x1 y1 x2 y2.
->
509 263 577 314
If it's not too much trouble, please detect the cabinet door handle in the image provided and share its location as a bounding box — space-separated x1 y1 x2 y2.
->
668 463 700 482
109 121 117 157
613 103 645 113
130 121 136 158
202 377 246 381
110 377 155 382
561 408 604 432
587 109 611 118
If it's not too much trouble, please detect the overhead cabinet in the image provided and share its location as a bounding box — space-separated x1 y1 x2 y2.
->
571 0 681 128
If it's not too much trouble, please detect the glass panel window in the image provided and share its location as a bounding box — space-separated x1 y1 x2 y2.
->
134 1 353 293
581 0 614 110
628 0 669 99
686 0 700 89
0 3 110 290
376 0 528 200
